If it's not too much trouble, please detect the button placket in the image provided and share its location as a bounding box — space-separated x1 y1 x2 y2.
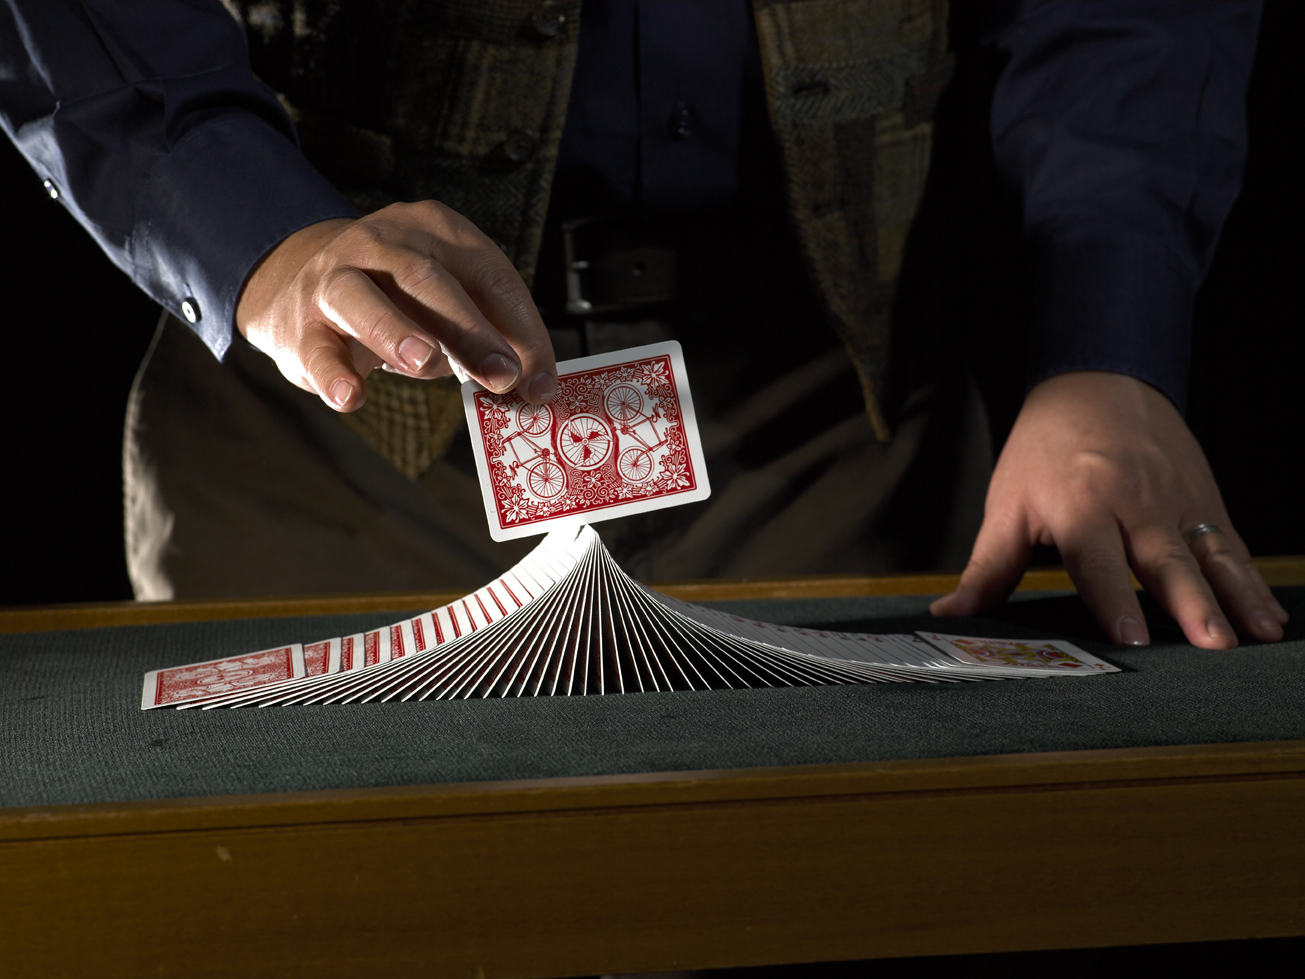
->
502 129 538 163
528 1 567 39
667 100 695 140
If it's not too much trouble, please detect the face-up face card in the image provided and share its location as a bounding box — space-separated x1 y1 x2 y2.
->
463 341 711 541
917 633 1119 673
141 644 306 709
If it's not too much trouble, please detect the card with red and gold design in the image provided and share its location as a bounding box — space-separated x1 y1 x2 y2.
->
916 633 1119 673
463 341 711 541
140 644 306 709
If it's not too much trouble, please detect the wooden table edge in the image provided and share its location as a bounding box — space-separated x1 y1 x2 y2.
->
4 555 1304 635
6 738 1304 843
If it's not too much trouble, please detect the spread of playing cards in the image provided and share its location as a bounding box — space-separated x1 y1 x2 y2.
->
141 343 1118 710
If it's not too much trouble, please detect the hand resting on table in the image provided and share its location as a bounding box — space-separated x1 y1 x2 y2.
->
932 371 1287 649
235 202 558 412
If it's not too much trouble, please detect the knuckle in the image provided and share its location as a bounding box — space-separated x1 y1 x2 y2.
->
395 258 445 295
1062 451 1129 499
1145 542 1197 575
335 219 390 256
404 199 462 237
477 261 527 304
354 305 403 344
300 341 342 388
1072 544 1128 578
317 265 363 314
414 198 453 222
1196 534 1240 561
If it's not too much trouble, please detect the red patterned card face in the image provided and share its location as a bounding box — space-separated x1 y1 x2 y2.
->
141 645 305 709
463 341 711 541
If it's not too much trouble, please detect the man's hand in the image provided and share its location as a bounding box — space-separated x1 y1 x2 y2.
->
931 371 1287 648
235 202 557 411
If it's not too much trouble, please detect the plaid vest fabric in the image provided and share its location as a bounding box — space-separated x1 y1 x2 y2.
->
230 0 950 472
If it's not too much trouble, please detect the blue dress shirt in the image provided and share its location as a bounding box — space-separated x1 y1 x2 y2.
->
0 0 1261 407
0 0 357 358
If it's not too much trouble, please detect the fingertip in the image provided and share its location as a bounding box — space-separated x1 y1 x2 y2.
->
928 594 955 616
930 590 976 617
1250 610 1284 643
1188 617 1238 650
398 336 436 373
526 371 557 404
481 352 522 393
1115 615 1149 647
1207 617 1237 642
328 377 363 411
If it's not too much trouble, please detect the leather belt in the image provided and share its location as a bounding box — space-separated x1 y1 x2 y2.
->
563 216 678 316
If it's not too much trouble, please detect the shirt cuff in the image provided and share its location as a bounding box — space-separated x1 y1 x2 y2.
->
132 111 360 359
1026 233 1195 412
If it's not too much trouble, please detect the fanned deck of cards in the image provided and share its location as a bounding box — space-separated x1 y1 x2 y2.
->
141 343 1118 710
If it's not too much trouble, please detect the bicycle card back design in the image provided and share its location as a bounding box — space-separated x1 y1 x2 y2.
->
463 341 710 540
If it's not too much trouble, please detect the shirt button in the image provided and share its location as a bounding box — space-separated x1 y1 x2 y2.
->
529 1 566 38
667 101 695 140
503 129 537 162
180 298 201 324
43 179 59 200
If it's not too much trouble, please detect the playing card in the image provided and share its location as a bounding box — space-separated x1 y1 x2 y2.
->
463 341 711 541
141 644 305 710
303 638 337 677
916 632 1120 673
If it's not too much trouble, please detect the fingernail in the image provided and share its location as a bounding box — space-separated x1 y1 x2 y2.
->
329 379 355 408
481 353 521 392
399 337 434 372
528 371 557 402
1207 618 1236 641
1253 611 1282 637
1117 616 1148 646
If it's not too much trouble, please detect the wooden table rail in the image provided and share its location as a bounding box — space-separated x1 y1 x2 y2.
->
4 555 1304 635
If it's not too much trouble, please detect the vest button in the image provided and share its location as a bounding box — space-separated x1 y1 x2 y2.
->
43 179 59 200
529 2 566 38
667 101 695 140
503 129 537 162
180 298 201 324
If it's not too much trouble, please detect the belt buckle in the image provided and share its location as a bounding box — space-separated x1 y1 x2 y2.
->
563 216 678 316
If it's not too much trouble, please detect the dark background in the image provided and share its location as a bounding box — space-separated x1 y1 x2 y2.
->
1 1 1300 607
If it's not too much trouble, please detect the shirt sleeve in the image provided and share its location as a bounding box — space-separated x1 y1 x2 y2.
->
986 0 1261 410
0 0 359 358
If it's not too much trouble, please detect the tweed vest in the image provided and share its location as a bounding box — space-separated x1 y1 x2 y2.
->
227 0 950 475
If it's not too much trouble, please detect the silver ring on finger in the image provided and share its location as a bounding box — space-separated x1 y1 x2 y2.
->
1182 523 1222 546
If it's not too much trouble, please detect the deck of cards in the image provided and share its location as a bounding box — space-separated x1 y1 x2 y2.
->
141 343 1118 710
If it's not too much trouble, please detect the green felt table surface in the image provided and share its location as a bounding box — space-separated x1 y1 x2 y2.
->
3 589 1305 810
